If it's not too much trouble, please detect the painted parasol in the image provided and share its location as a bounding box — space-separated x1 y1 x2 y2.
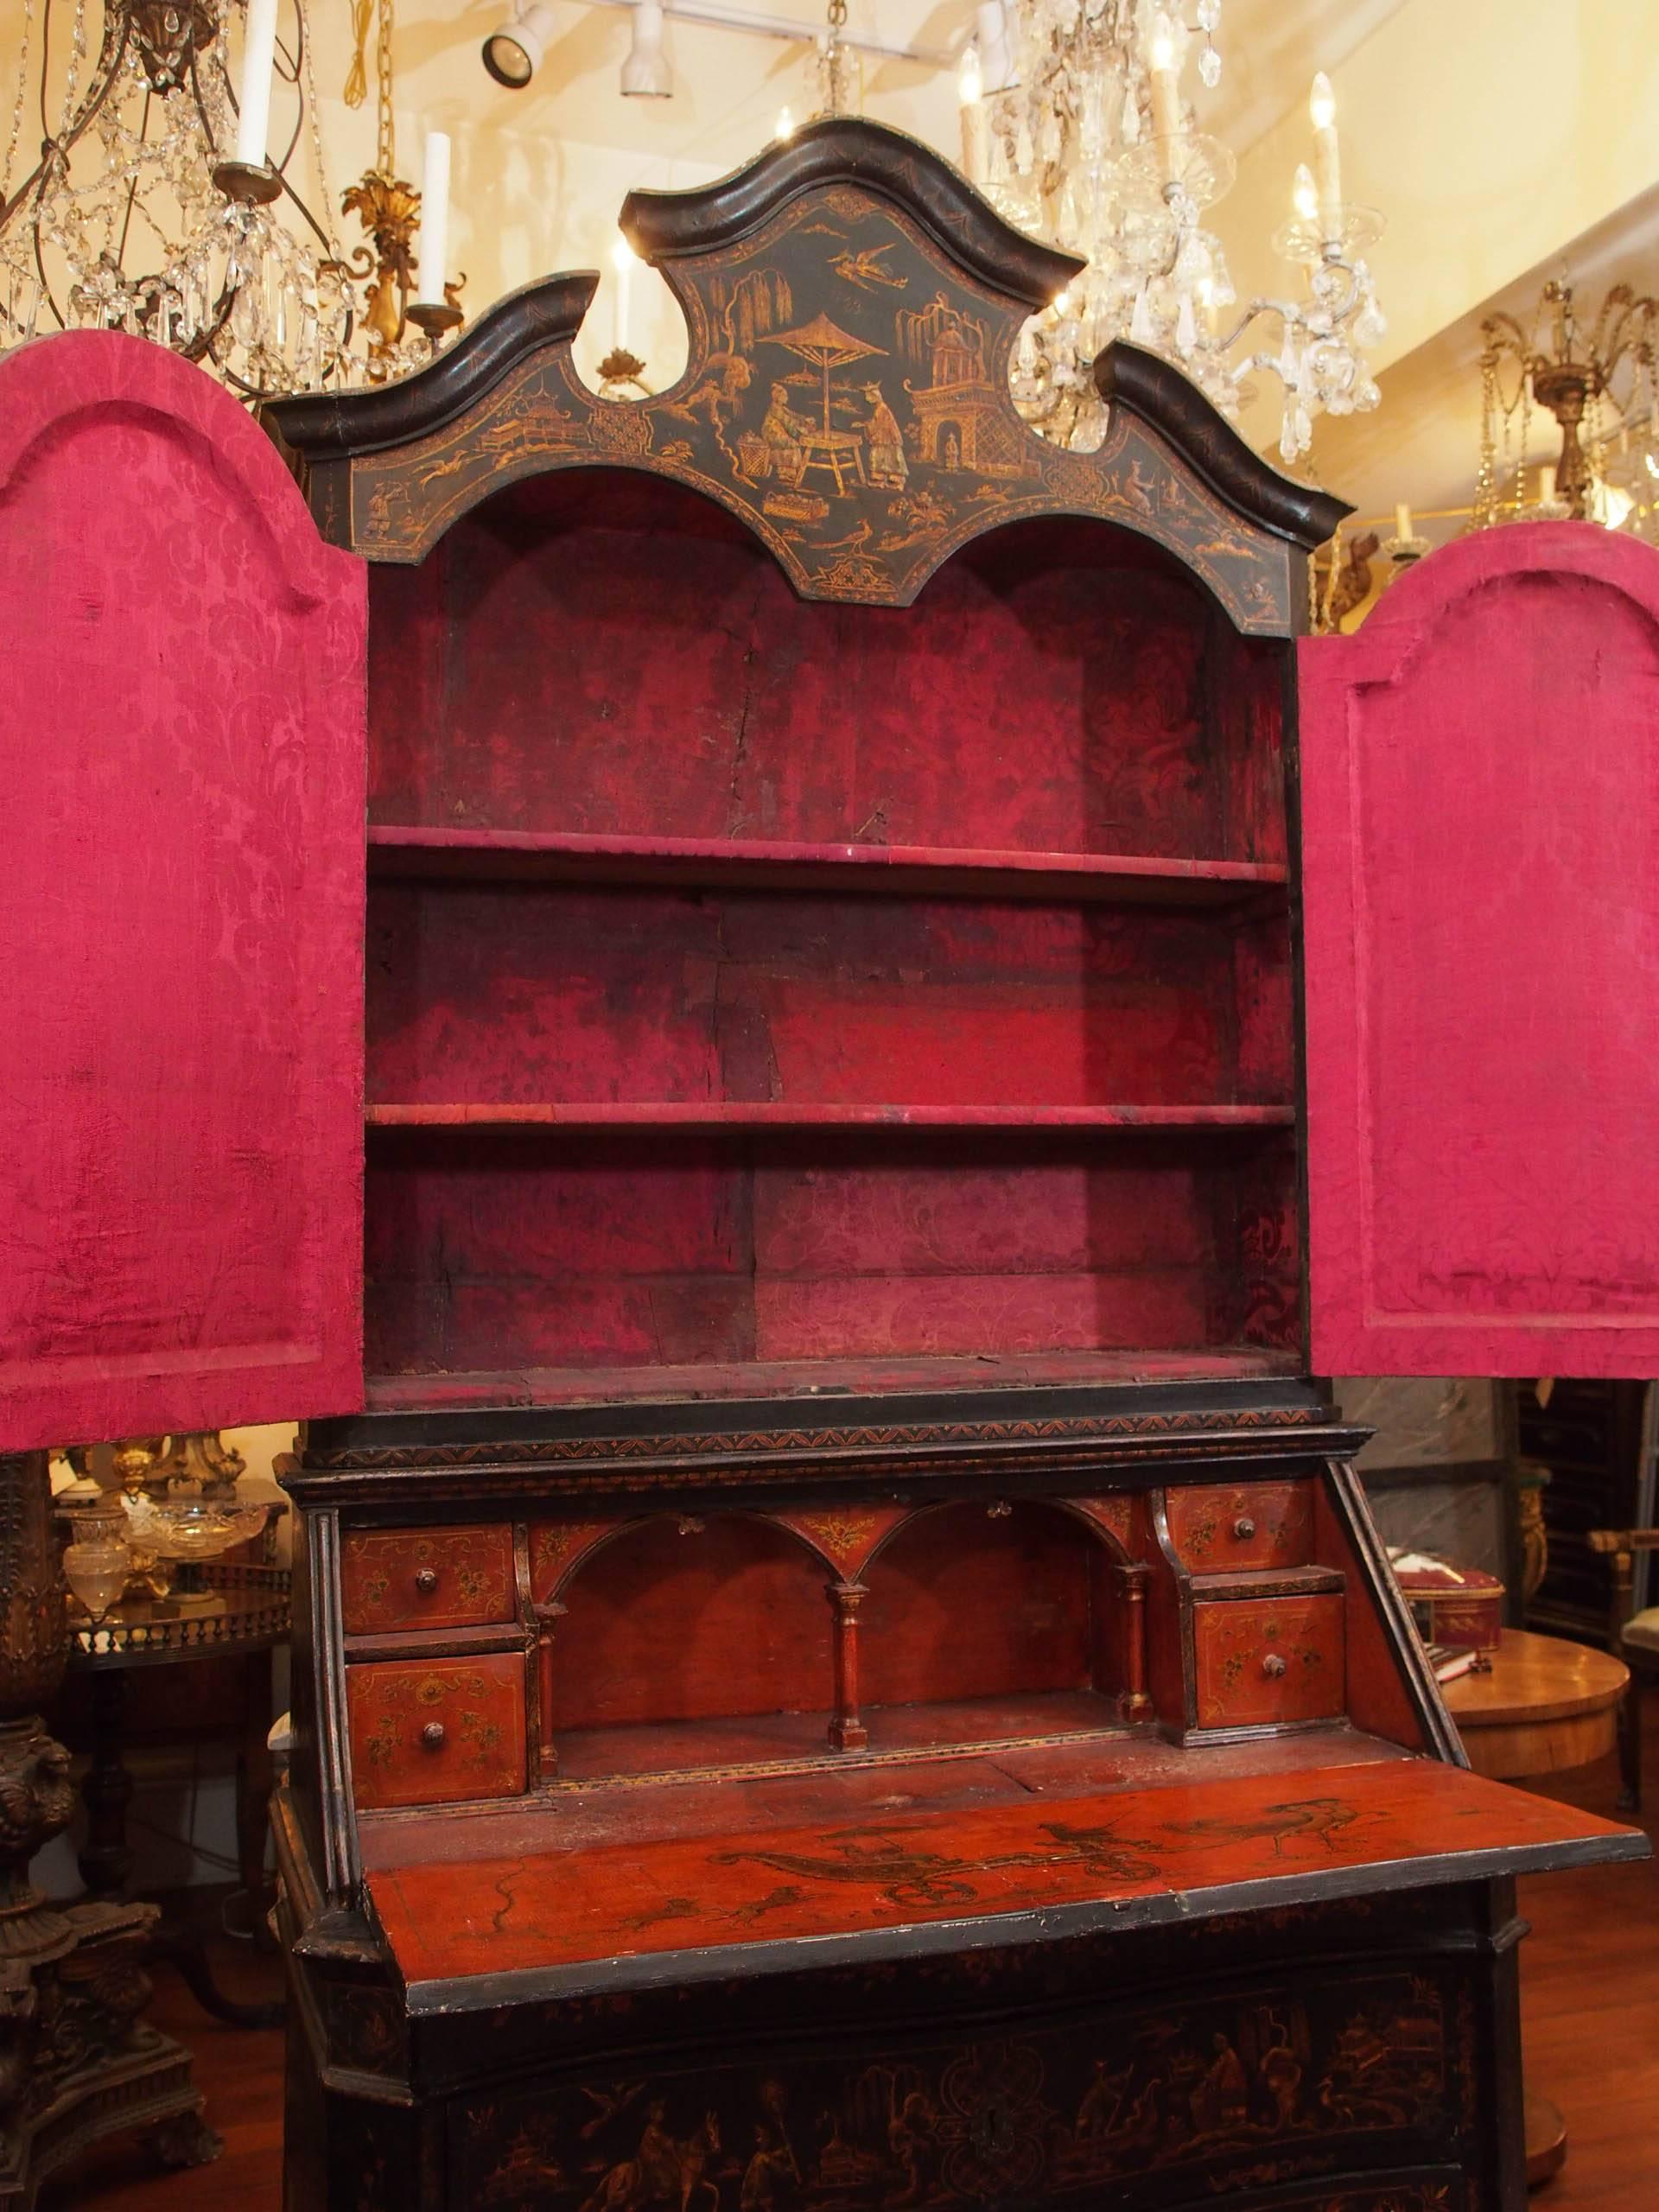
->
760 312 887 435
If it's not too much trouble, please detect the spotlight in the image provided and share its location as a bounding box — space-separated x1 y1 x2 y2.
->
620 2 672 98
482 3 557 89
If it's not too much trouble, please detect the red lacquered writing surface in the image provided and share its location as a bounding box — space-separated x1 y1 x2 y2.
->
1300 523 1659 1378
0 332 366 1449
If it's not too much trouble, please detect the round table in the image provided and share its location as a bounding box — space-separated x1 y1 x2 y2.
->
1442 1629 1630 2189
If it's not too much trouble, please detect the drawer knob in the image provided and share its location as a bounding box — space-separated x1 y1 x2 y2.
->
1233 1516 1256 1541
414 1567 440 1596
421 1721 447 1751
1262 1652 1287 1679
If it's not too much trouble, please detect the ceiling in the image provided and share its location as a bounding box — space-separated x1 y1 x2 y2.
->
4 0 1656 525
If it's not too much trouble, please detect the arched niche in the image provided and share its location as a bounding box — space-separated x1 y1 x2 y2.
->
548 1510 836 1771
857 1497 1132 1727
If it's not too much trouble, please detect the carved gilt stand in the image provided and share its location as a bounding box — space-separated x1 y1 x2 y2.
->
0 1452 218 2208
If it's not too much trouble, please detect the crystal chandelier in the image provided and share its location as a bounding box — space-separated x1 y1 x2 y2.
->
0 0 464 396
0 0 364 393
962 1 1387 459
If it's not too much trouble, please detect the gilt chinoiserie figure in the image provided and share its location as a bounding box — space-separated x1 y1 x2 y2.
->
2 119 1656 2212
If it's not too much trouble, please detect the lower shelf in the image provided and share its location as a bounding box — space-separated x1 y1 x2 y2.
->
362 1346 1306 1413
554 1689 1126 1784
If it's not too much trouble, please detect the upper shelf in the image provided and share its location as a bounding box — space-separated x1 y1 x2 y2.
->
366 825 1289 908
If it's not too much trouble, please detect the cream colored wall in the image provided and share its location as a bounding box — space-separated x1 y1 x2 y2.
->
1225 0 1659 458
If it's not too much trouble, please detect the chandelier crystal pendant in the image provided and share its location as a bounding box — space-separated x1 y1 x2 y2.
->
964 1 1387 460
0 0 362 395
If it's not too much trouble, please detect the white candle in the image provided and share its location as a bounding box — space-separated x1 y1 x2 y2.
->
1309 73 1342 243
958 44 988 184
612 233 635 353
415 132 451 306
1395 501 1413 543
1149 14 1183 175
234 0 279 168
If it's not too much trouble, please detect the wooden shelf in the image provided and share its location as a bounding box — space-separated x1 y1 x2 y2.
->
360 1347 1308 1414
366 824 1288 907
365 1102 1297 1131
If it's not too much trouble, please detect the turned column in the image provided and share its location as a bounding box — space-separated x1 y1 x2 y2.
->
1116 1562 1154 1722
828 1580 868 1751
534 1601 567 1780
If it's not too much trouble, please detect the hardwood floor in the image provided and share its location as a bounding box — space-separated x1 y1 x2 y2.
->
1516 1692 1659 2211
53 1701 1659 2210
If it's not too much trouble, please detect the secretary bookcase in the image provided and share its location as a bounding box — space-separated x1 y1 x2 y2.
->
3 119 1654 2212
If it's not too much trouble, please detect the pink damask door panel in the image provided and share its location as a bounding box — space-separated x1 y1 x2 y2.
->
1300 523 1659 1377
0 333 366 1450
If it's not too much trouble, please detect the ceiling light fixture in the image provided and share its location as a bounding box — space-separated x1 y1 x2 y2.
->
620 0 673 96
482 2 559 89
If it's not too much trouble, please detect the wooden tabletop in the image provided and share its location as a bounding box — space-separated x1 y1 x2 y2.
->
1442 1629 1630 1783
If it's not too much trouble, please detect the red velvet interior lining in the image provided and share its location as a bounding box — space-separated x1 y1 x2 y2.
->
365 883 1292 1110
363 1129 1301 1379
369 473 1286 864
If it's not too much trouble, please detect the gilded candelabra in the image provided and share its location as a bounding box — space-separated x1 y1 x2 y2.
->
1477 279 1659 526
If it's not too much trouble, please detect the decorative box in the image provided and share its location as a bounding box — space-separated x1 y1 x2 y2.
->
1393 1554 1507 1653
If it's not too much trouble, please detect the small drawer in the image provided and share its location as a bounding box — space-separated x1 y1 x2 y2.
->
349 1654 527 1810
340 1525 516 1634
1166 1480 1313 1572
1193 1593 1344 1728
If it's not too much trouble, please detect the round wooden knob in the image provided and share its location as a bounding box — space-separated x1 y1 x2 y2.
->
421 1721 446 1750
1262 1653 1287 1679
414 1567 439 1596
1233 1516 1256 1541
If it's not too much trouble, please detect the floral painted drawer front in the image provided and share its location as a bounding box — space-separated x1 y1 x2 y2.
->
340 1525 516 1633
1192 1594 1344 1728
348 1654 526 1809
1166 1482 1314 1572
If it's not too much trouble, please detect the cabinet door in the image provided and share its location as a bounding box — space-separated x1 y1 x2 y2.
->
0 333 366 1449
1300 523 1659 1378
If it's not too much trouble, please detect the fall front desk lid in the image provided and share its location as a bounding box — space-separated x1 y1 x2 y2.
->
367 1756 1643 2012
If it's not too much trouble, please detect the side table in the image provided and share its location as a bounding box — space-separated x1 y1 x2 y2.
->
66 1562 291 2031
1443 1627 1630 2189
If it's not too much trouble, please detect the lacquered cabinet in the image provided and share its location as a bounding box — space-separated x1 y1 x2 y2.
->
3 118 1652 2212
